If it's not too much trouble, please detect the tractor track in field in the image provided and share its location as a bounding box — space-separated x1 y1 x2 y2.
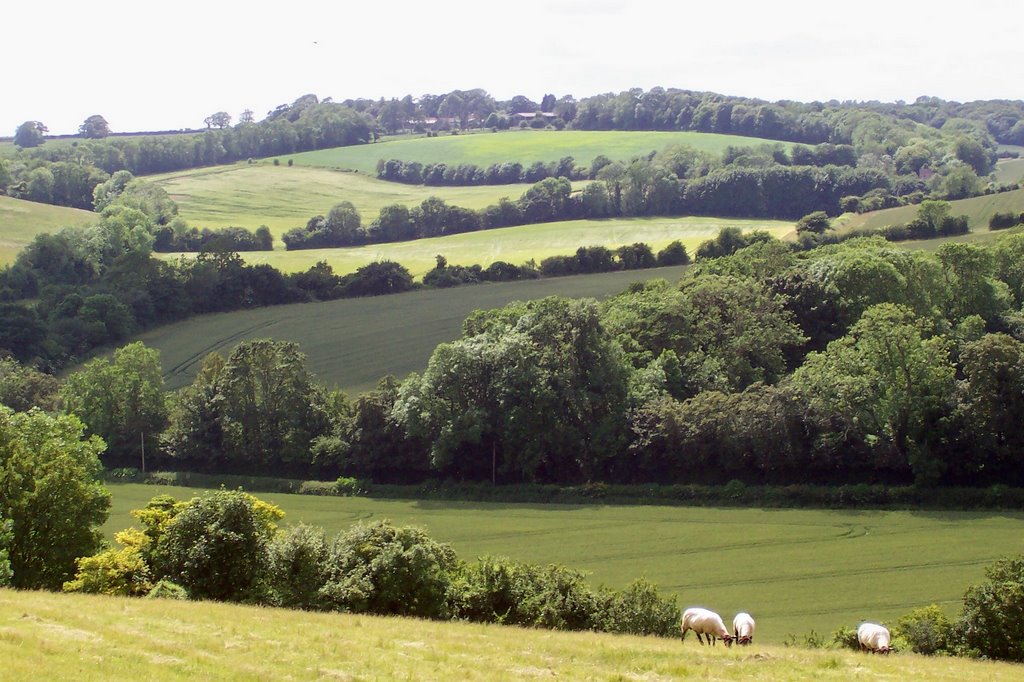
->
161 318 281 379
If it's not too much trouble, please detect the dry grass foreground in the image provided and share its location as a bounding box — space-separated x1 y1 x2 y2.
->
1 589 1020 681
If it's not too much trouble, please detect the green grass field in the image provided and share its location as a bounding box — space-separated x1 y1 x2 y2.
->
4 590 1020 681
103 483 1024 646
135 264 692 393
149 128 801 245
0 195 97 265
836 187 1024 236
995 157 1024 185
150 163 551 238
274 129 805 174
162 215 792 277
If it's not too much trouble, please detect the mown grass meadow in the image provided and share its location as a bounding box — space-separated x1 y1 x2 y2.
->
0 195 97 265
4 589 1022 681
135 264 692 393
103 483 1024 646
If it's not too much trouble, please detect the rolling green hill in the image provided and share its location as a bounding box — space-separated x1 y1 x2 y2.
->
5 588 1021 681
150 163 550 237
136 264 692 393
0 195 97 265
995 157 1024 185
104 482 1024 647
273 129 805 173
835 187 1024 236
148 128 802 248
161 214 792 277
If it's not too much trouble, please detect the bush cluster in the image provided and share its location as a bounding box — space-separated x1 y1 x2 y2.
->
989 211 1024 230
64 490 679 638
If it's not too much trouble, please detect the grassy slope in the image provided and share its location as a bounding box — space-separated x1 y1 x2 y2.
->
150 163 542 236
0 195 96 265
136 264 691 393
104 483 1024 648
835 187 1024 235
994 157 1024 185
164 215 792 277
7 130 809 245
4 590 1020 681
277 129 805 173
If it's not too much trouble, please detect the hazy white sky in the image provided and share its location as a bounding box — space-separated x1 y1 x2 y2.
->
5 0 1021 136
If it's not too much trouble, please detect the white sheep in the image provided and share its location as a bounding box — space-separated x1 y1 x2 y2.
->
681 607 734 646
733 612 755 645
857 622 892 654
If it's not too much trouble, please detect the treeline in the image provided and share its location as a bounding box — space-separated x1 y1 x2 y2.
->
7 89 1019 217
374 143 860 187
18 228 1022 490
376 156 585 186
340 87 1024 148
153 225 273 252
285 164 904 250
1 95 372 209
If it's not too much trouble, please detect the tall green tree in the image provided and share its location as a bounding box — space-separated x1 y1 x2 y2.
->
215 340 331 474
792 304 956 483
935 243 1010 324
956 334 1024 481
79 115 110 139
395 297 630 483
0 406 110 589
60 342 168 468
13 120 46 148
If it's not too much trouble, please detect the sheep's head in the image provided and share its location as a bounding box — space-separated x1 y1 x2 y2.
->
738 635 752 645
723 634 735 648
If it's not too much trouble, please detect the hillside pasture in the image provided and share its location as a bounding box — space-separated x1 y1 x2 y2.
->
273 129 807 174
150 163 561 238
0 195 97 265
5 590 1022 681
135 264 692 393
162 214 792 276
836 187 1024 236
104 483 1024 646
994 157 1024 185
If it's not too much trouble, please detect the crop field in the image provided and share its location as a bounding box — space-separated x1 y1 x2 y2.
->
163 214 792 277
149 163 548 238
0 195 97 265
134 264 692 393
104 483 1024 645
5 590 1022 681
836 187 1024 235
273 129 805 174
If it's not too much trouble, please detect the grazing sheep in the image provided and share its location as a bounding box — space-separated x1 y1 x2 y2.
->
857 622 891 654
733 612 755 645
681 607 734 646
